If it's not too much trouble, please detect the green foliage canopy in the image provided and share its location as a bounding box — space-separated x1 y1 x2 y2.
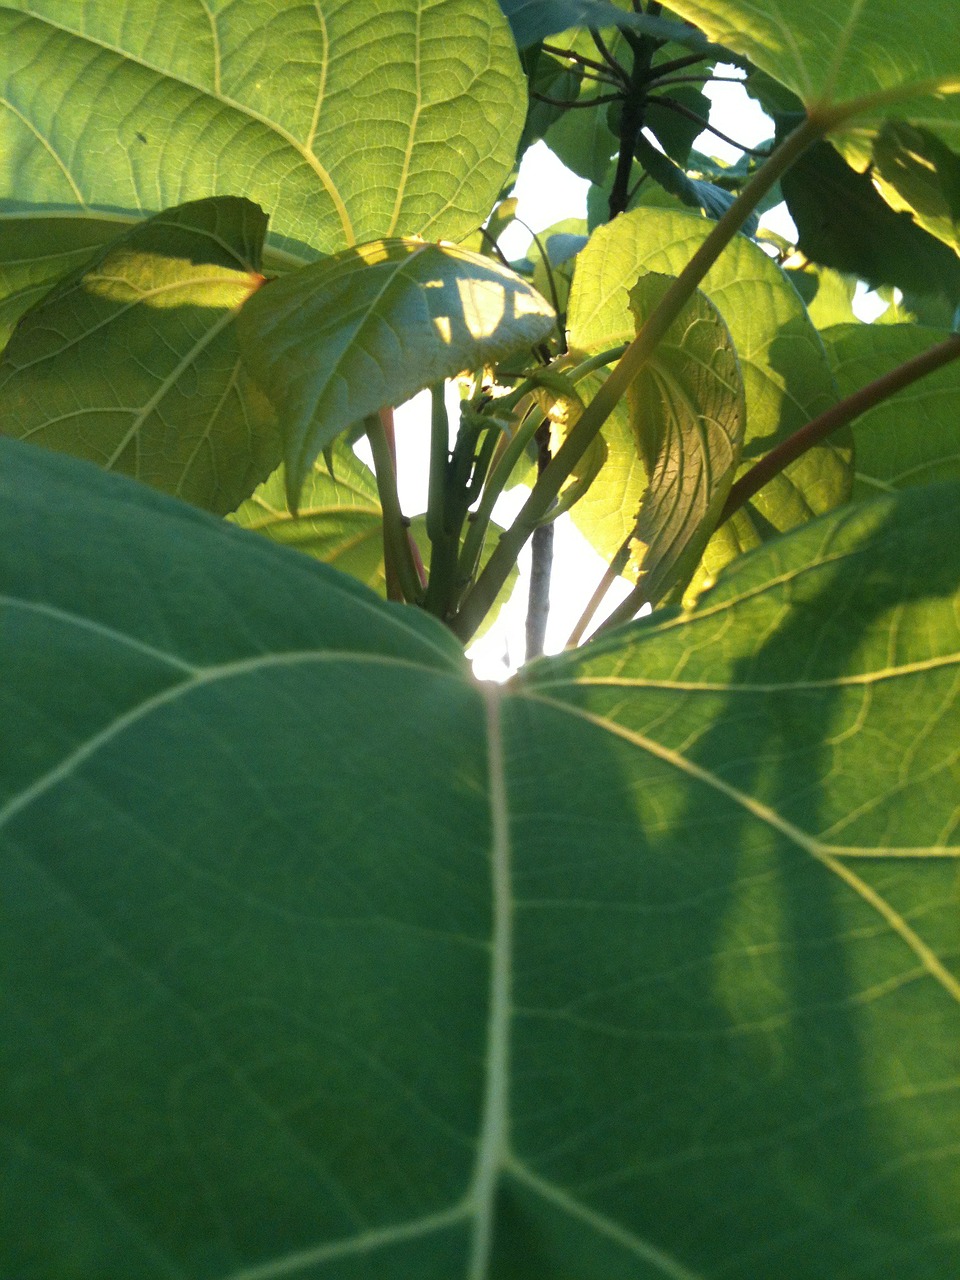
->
2 1 959 1276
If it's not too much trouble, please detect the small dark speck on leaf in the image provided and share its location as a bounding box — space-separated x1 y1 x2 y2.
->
135 131 147 143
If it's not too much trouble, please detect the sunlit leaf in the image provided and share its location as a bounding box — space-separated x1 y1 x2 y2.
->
872 121 960 252
665 0 960 150
786 262 861 329
0 197 280 515
237 239 555 506
0 0 524 257
3 436 959 1277
624 272 745 607
566 207 849 580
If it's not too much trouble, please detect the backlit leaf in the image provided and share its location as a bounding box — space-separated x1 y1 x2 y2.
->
664 0 960 150
0 197 280 515
566 207 849 581
624 272 745 607
0 0 524 256
822 322 960 498
237 239 555 506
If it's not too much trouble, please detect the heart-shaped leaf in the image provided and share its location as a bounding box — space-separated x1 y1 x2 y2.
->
3 436 959 1277
0 0 524 257
237 239 555 506
0 196 280 515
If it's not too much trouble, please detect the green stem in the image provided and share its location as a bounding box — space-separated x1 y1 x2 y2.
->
565 534 633 647
426 384 449 545
365 411 422 604
451 113 826 644
719 332 960 525
457 406 547 588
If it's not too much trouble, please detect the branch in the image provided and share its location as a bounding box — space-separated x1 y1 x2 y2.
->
531 89 622 109
542 41 627 84
645 94 771 157
587 28 631 85
719 333 960 524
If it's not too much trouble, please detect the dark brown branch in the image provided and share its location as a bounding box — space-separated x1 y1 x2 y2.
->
531 89 622 109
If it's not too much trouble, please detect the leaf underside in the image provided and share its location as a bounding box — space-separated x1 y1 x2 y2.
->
3 437 959 1278
0 0 525 257
0 197 281 515
565 207 850 581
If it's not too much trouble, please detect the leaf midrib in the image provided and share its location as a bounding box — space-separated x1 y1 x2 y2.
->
515 688 960 1007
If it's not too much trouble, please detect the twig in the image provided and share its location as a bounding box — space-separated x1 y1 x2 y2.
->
645 94 771 157
719 333 960 524
587 29 631 85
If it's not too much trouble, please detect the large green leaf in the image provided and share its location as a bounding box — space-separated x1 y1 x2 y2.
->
237 239 555 505
0 0 523 257
3 436 959 1277
0 197 280 515
822 322 960 498
664 0 960 148
566 207 849 579
623 272 745 607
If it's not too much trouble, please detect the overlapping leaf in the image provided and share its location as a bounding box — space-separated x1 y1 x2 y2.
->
872 122 960 252
623 272 745 608
665 0 960 149
237 238 555 506
565 207 849 582
779 139 960 303
0 196 280 515
229 441 392 591
0 0 524 257
3 436 959 1277
0 216 134 349
822 322 960 498
497 0 712 49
